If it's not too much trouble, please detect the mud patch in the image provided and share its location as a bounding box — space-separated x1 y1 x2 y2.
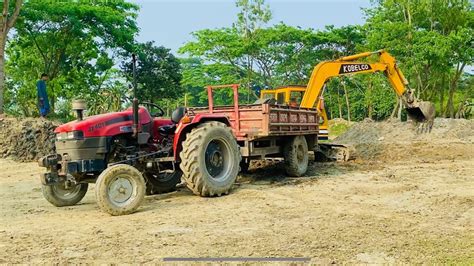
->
0 117 58 162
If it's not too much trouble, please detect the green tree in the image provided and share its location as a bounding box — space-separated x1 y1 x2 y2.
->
235 0 272 101
122 42 182 104
5 0 138 116
180 57 243 107
180 0 474 122
82 69 129 116
180 0 273 104
364 0 474 117
180 22 366 105
0 0 23 114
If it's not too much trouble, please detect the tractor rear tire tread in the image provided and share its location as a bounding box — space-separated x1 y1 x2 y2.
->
180 121 241 197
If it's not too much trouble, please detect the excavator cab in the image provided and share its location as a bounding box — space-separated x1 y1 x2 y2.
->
260 86 306 105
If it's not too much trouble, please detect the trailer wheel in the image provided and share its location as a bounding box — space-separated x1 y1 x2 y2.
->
283 135 309 177
144 171 182 195
95 164 145 216
180 121 241 196
42 182 88 207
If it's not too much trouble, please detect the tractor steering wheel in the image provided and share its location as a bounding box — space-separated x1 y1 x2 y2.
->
141 102 165 117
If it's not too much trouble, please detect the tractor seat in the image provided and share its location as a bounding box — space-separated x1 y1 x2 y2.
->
158 107 187 135
171 106 186 123
158 124 176 135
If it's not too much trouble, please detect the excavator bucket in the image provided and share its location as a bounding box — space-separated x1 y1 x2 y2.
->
406 101 436 132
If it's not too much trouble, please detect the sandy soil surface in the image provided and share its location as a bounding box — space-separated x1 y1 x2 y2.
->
1 119 473 264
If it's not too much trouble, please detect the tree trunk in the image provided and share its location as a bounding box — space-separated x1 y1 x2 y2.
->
439 74 445 114
397 99 403 120
444 63 466 118
445 85 456 118
0 0 24 115
390 95 400 119
367 80 373 119
336 87 342 119
0 42 5 115
328 87 334 120
455 91 471 119
247 55 251 103
342 79 351 122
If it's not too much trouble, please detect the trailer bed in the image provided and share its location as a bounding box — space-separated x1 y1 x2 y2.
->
190 103 319 141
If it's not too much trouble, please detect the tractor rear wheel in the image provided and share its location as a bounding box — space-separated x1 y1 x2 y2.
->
180 121 241 196
144 171 182 195
95 164 145 216
283 135 309 177
42 182 88 207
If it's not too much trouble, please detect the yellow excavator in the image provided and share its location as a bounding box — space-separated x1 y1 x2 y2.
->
260 50 435 160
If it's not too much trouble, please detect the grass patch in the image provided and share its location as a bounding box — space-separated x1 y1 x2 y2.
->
328 120 352 139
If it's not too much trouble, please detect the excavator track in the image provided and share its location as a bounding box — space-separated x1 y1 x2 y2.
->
314 143 355 162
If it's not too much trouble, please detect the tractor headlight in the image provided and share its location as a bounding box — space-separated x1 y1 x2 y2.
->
56 130 84 141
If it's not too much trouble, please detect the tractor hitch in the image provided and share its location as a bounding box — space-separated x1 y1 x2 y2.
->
38 154 61 168
40 172 63 186
38 153 70 176
38 154 65 185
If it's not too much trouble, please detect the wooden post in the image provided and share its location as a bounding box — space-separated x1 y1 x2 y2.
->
207 86 214 113
233 84 240 132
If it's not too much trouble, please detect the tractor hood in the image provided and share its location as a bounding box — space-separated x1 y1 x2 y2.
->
55 107 152 138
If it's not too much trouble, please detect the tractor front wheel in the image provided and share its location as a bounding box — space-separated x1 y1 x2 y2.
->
42 182 88 207
180 121 241 196
95 164 145 216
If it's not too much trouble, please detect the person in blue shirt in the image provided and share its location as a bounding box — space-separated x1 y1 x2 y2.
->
37 73 50 117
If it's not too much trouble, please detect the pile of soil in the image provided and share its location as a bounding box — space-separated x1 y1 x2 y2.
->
0 117 58 162
335 118 474 161
328 118 353 127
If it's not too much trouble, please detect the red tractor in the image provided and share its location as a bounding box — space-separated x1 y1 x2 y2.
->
39 56 320 215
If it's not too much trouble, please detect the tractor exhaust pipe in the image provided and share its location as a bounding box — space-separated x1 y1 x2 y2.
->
72 99 86 121
132 53 139 137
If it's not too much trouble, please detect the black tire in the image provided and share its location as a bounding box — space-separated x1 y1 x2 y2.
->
180 121 241 196
42 182 88 207
95 164 145 216
283 135 309 177
144 171 182 195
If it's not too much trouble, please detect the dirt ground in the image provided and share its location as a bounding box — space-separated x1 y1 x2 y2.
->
0 118 473 264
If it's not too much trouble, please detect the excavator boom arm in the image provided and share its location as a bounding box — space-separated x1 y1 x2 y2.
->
300 50 409 108
299 50 433 124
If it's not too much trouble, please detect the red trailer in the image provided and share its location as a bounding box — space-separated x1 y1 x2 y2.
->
175 84 319 196
186 84 318 163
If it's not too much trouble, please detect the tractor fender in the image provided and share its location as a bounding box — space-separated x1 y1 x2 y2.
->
172 114 232 161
